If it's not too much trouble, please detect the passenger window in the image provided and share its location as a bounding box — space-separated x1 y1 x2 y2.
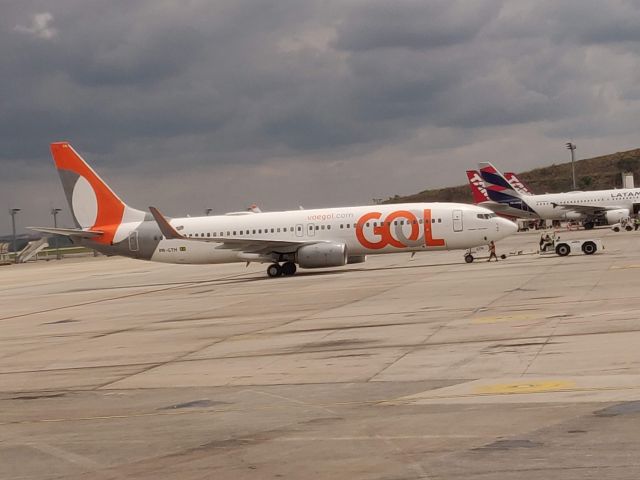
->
346 224 350 228
321 225 325 230
340 224 343 229
315 226 319 230
327 225 331 230
271 228 274 233
438 219 442 223
207 232 211 237
366 222 370 227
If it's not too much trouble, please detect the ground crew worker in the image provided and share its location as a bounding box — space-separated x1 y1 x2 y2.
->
540 233 553 252
488 240 498 262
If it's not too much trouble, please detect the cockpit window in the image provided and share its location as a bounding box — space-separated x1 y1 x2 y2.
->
476 213 497 219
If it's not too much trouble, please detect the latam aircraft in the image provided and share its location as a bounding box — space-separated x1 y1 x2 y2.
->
466 170 538 219
479 162 636 229
31 143 517 277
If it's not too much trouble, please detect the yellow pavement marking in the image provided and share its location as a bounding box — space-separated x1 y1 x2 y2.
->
471 314 534 324
475 380 575 395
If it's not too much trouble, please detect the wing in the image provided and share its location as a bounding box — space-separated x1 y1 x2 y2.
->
28 226 103 239
149 206 319 255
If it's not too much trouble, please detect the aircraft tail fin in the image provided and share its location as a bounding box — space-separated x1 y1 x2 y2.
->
50 142 145 244
466 170 490 204
478 162 523 203
504 172 533 195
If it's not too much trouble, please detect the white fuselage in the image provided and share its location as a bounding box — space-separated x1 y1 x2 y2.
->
525 189 640 220
147 202 516 264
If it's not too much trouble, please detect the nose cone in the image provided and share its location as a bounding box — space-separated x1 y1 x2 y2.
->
497 217 518 238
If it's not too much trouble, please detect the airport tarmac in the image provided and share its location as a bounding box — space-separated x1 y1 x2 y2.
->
2 228 640 479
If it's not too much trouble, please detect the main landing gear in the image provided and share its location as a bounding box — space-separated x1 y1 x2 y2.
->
267 261 297 277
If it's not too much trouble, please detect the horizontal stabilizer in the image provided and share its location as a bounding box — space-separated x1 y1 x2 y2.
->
28 226 103 238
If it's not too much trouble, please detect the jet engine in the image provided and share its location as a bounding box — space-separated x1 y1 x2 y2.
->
563 211 583 220
296 242 347 268
347 255 366 264
605 208 630 225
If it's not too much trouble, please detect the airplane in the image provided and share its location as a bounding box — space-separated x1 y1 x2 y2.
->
30 142 517 277
465 170 538 219
479 162 636 229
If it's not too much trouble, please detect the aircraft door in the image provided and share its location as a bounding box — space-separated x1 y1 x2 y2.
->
295 224 304 238
452 210 463 232
128 231 139 251
307 224 316 237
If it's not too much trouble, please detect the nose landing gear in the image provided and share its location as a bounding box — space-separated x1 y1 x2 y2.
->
267 262 297 277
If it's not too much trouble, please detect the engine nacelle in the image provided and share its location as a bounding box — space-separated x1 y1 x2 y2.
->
605 208 630 225
296 242 347 269
347 255 366 264
563 211 583 220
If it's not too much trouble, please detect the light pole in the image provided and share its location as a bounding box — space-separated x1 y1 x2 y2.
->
205 208 213 216
51 208 62 260
10 208 20 264
566 142 577 190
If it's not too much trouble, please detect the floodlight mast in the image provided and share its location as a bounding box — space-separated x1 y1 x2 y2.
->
51 208 62 260
566 142 577 190
10 208 20 263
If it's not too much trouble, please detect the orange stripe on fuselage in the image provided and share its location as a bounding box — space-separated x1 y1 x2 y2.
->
50 142 124 245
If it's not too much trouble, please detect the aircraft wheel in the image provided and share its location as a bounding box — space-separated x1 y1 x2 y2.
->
555 243 570 256
281 261 297 276
267 263 282 278
626 225 633 231
583 222 594 230
464 254 474 263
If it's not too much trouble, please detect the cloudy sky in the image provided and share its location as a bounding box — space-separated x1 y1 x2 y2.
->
4 0 640 232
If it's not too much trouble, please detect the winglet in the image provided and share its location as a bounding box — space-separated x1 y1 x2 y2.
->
149 207 184 240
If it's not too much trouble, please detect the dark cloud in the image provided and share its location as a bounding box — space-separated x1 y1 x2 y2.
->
3 0 640 231
334 0 502 51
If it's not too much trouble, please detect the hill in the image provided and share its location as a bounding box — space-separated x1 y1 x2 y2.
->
383 148 640 204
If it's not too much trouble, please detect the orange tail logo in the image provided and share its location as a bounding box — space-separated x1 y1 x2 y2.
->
51 142 125 244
